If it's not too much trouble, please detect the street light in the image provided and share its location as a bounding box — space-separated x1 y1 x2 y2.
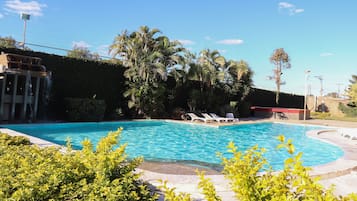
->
21 13 30 49
304 70 311 121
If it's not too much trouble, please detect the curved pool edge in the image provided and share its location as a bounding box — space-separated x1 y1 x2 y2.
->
306 129 357 179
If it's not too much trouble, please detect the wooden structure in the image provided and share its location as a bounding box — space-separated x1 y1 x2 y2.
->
0 52 51 122
250 106 310 120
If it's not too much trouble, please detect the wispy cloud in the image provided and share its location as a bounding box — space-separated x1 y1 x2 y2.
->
216 39 244 45
72 41 91 49
278 2 304 15
218 49 227 54
4 0 47 16
320 52 334 57
0 13 4 19
177 39 195 45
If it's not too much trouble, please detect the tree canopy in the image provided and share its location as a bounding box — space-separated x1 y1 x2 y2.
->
67 45 100 61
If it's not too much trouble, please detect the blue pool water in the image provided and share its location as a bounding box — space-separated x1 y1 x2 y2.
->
4 121 343 170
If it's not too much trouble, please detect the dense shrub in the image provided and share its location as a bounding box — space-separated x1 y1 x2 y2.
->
311 111 332 119
0 130 158 200
64 97 106 121
339 103 357 117
0 133 31 146
162 136 357 201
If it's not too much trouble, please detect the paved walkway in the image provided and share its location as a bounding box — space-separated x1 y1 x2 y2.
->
2 118 357 200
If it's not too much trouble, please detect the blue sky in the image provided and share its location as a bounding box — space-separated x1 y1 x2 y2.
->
1 0 356 96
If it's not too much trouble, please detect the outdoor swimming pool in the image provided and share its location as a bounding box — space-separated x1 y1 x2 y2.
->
4 121 343 170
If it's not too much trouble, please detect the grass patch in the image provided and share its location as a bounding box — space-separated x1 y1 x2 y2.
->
311 112 357 122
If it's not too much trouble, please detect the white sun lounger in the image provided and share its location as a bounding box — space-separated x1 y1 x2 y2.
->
186 113 213 123
209 113 232 122
202 113 227 122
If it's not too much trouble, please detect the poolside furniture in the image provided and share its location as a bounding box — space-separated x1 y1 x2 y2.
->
186 113 213 123
250 106 308 120
209 113 232 122
277 112 288 120
201 113 227 122
226 113 239 122
338 128 357 140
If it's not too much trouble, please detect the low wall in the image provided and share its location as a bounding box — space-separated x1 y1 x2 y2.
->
251 106 310 120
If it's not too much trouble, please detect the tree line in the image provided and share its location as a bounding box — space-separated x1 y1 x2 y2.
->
1 27 293 118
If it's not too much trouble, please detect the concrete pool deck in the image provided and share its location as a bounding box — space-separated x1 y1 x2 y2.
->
1 118 357 200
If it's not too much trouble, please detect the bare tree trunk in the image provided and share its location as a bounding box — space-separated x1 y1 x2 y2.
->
275 65 281 105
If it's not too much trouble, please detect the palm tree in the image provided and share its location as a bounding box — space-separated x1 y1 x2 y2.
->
110 26 184 117
269 48 291 105
221 60 253 100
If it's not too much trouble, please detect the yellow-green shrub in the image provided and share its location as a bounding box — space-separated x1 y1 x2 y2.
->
0 133 31 146
0 130 158 200
163 135 357 201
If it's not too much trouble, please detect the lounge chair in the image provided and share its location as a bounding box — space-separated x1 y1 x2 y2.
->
226 113 239 122
277 112 288 120
338 128 357 140
202 113 227 122
186 113 213 123
209 113 231 122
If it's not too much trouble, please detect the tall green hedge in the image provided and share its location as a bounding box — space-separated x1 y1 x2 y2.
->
0 47 126 120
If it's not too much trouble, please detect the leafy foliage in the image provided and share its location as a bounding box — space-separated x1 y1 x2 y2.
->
159 180 192 201
110 26 184 118
0 133 31 146
64 97 106 121
67 45 101 61
197 171 222 201
0 36 17 48
0 131 158 200
339 102 357 117
347 82 357 104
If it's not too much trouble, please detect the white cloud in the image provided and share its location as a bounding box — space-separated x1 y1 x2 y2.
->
72 41 91 49
0 13 4 19
218 49 227 54
216 39 244 45
278 2 304 15
279 2 294 9
320 52 334 57
177 39 195 45
4 0 47 16
294 9 305 14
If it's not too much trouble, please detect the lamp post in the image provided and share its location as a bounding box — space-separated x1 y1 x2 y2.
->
304 70 311 121
21 13 30 49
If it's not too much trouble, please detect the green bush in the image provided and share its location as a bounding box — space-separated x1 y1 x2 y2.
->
0 133 31 146
64 97 106 121
311 111 332 119
0 130 158 200
339 103 357 117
